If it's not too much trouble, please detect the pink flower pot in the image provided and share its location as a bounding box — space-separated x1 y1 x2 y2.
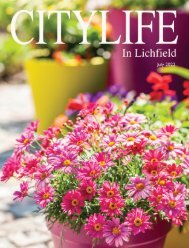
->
47 220 171 248
108 9 189 100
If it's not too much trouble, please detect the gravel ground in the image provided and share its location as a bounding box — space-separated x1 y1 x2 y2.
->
0 83 53 248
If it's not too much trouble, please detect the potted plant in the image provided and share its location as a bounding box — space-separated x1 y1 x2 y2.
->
54 70 189 248
15 0 112 132
107 0 189 96
1 72 189 247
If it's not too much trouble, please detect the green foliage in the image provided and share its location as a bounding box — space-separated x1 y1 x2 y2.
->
159 66 189 80
0 0 16 31
0 35 28 77
129 95 189 142
111 0 188 9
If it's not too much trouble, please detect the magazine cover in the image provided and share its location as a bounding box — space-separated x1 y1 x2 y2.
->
1 1 189 248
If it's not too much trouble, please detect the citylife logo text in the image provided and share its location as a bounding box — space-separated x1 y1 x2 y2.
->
11 10 179 45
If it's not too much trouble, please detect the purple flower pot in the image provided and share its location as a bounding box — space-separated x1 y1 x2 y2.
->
108 9 189 99
47 220 171 248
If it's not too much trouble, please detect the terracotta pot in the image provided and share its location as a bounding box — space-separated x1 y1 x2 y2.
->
47 220 171 248
25 58 109 133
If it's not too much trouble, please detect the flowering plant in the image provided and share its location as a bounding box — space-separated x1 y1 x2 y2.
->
63 70 189 135
1 86 189 247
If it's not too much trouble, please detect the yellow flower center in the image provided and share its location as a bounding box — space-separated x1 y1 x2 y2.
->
43 193 50 200
94 223 102 232
170 171 177 177
40 173 47 180
150 158 158 162
99 161 106 167
134 218 143 227
182 154 186 159
63 160 71 166
127 137 135 142
77 140 83 146
108 141 115 147
90 170 96 177
149 135 157 141
24 138 29 145
107 190 115 198
151 170 158 176
71 199 79 206
156 195 162 203
168 145 174 151
173 190 179 197
109 202 117 210
169 200 177 208
130 120 137 125
112 227 121 235
86 186 93 194
136 183 145 191
158 180 166 186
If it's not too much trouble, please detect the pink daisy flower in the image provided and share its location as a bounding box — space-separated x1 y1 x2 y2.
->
61 190 85 215
166 164 183 178
13 182 29 201
68 127 89 147
25 120 39 132
77 161 101 180
120 113 146 130
16 131 34 153
79 102 99 117
119 132 141 147
142 162 163 177
19 154 39 178
126 208 151 235
43 126 60 139
93 152 114 170
106 114 122 128
127 139 147 155
35 184 54 208
34 165 51 182
160 141 182 159
152 174 174 188
48 149 78 172
171 182 187 198
171 211 188 226
143 149 165 163
0 153 20 181
84 213 105 239
103 218 131 247
160 193 187 225
142 131 159 146
100 197 125 217
79 180 96 201
148 186 165 208
99 181 121 200
126 176 151 201
158 124 178 138
101 134 118 152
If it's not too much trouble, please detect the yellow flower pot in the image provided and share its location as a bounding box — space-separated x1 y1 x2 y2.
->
25 59 109 133
165 226 189 248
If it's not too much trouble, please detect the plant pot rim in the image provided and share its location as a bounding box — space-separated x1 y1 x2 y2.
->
47 219 172 247
25 57 108 67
